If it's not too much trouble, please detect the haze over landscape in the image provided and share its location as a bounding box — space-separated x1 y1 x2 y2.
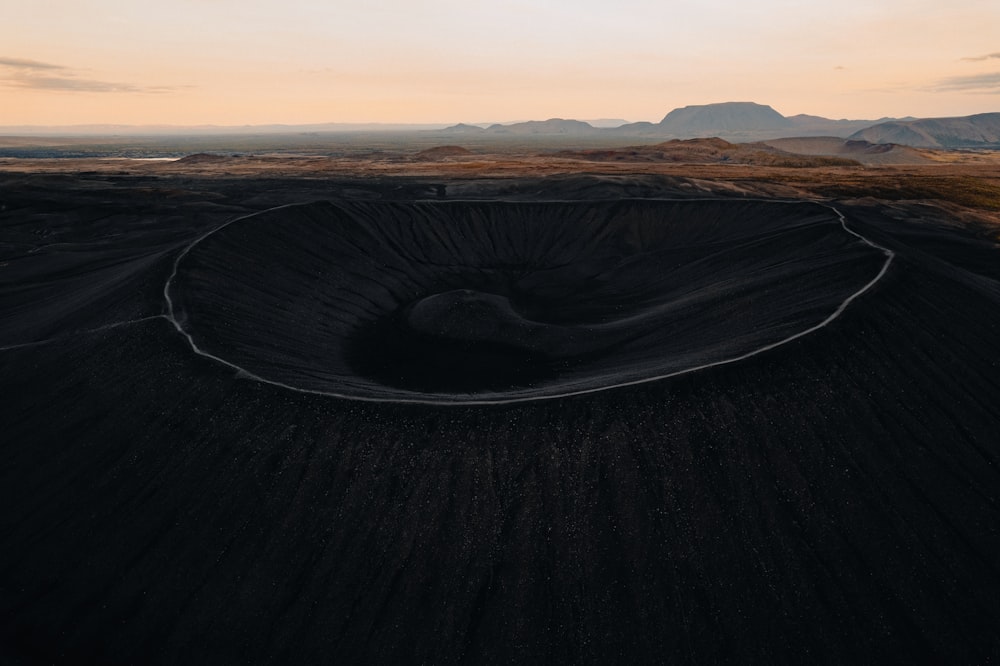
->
3 0 1000 126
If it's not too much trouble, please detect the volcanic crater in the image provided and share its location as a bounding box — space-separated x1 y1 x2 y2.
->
5 170 1000 664
168 199 889 403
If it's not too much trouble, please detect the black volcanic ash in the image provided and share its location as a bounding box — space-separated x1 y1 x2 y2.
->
168 199 887 403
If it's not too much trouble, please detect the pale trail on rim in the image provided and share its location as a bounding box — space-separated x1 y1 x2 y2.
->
152 199 894 406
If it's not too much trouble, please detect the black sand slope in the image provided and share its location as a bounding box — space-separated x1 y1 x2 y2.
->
168 199 887 403
2 176 1000 664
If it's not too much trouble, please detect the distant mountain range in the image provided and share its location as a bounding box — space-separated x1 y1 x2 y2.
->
439 103 999 147
2 102 998 148
439 102 916 141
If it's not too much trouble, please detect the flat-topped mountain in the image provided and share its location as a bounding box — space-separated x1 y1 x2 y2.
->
657 102 791 133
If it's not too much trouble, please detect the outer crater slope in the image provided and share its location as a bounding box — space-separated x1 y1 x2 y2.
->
3 174 1000 665
169 199 887 403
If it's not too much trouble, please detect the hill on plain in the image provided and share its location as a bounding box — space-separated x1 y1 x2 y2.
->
761 137 934 165
848 112 1000 148
556 137 861 166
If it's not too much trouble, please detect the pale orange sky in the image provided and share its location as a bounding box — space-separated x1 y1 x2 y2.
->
2 0 999 126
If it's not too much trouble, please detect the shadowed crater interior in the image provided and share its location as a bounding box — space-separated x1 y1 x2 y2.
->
170 199 886 402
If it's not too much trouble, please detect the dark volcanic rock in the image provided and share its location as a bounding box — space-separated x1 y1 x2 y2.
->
169 199 884 402
2 175 1000 665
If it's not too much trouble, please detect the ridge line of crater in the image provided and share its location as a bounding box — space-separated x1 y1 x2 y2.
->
162 199 894 406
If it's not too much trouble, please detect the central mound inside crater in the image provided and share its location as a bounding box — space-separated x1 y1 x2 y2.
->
170 199 885 403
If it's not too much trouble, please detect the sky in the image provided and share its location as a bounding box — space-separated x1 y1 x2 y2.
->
2 0 999 126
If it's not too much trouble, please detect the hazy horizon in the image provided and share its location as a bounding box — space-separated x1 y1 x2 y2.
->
3 0 999 127
0 104 926 132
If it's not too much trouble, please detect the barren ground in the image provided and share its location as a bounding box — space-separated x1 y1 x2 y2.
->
2 153 999 664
